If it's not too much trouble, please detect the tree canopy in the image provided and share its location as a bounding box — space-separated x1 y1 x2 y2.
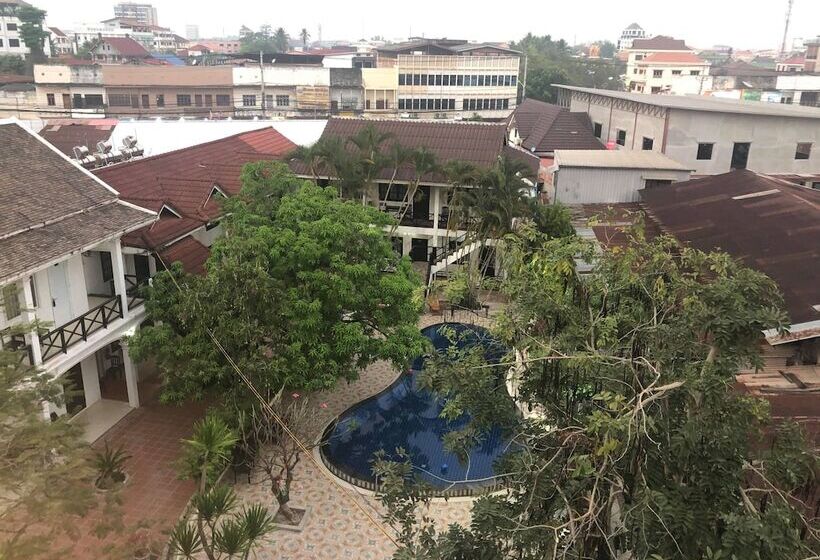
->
376 225 819 560
17 6 48 62
512 33 624 103
129 162 426 403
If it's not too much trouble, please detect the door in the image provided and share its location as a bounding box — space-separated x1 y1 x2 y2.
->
134 255 150 284
47 262 73 327
414 186 430 222
64 363 86 415
410 238 429 262
61 93 71 109
731 142 751 170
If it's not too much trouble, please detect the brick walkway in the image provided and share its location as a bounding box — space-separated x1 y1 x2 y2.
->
43 380 207 559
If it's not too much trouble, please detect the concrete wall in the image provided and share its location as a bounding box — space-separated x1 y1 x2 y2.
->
553 167 691 204
232 66 330 87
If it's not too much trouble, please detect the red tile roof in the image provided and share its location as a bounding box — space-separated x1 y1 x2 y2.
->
640 170 820 325
638 52 708 65
39 121 116 157
159 236 210 275
102 37 150 57
630 36 691 51
94 127 297 250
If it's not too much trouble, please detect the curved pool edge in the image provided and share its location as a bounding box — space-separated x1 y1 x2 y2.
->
316 321 511 500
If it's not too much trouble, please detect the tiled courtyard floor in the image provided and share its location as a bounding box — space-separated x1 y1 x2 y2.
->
230 308 497 559
42 380 208 559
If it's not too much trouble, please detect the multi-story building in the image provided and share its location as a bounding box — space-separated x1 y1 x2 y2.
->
101 18 185 52
556 85 820 175
33 62 106 117
775 54 805 73
232 59 331 117
102 66 234 118
0 121 156 437
113 3 158 27
329 67 364 114
805 37 819 73
195 39 242 54
776 74 820 107
0 0 29 57
629 51 711 95
185 24 199 41
617 23 646 51
47 26 72 55
91 36 151 64
377 39 521 119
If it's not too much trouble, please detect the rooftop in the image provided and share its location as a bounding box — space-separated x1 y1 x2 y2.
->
0 120 155 284
100 36 150 57
101 65 232 87
554 85 820 119
511 98 603 154
630 35 691 51
640 170 820 326
39 120 117 157
638 52 709 65
93 127 296 250
554 149 691 171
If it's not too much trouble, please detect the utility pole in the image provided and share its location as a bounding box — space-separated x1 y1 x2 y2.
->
780 0 794 55
259 50 266 118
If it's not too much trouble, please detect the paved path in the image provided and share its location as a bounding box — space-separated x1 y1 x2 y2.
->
231 309 496 560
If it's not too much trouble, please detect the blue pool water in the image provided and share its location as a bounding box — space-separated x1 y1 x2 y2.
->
322 323 510 490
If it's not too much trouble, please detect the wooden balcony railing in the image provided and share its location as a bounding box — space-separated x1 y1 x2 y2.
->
125 274 147 310
39 296 123 362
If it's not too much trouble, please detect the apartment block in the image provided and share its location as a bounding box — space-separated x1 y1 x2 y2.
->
0 0 29 57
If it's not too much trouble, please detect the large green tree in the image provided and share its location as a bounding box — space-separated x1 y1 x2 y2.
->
17 5 48 62
376 226 819 560
129 162 426 403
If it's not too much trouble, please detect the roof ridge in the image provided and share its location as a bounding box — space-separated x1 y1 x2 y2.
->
328 116 506 127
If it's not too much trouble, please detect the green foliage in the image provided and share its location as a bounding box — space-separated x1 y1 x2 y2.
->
93 443 130 489
179 415 237 492
0 320 96 557
240 24 278 53
129 162 425 403
512 33 624 103
0 54 25 74
377 229 818 560
17 6 48 61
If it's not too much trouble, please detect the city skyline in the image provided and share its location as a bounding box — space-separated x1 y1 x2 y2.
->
36 0 820 51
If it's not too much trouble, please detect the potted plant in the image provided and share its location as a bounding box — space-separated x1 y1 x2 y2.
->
94 442 130 491
127 528 157 560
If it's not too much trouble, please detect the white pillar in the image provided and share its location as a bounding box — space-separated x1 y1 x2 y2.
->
431 186 441 249
122 342 139 408
110 240 130 320
22 276 42 366
402 235 412 258
80 354 102 406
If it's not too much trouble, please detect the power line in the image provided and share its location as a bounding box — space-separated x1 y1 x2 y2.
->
151 252 400 547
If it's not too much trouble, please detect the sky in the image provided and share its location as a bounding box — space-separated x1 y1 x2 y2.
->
36 0 820 51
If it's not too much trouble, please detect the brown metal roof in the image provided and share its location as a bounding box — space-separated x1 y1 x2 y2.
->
300 117 538 183
159 236 210 275
102 65 233 87
640 170 820 325
39 121 115 157
512 98 604 155
630 36 691 51
0 122 155 283
100 37 150 57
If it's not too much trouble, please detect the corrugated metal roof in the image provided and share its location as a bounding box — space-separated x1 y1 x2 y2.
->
640 169 820 325
554 85 820 119
512 99 604 154
554 150 692 170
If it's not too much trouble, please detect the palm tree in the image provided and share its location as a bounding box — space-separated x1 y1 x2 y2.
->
346 124 393 203
289 144 323 181
442 160 479 232
273 27 289 52
299 28 310 49
391 148 439 233
381 143 414 209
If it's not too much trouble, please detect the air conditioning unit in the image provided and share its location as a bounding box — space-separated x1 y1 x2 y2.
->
72 145 90 160
121 135 138 149
96 140 112 154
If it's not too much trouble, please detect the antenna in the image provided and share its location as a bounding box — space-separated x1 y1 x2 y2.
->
780 0 794 55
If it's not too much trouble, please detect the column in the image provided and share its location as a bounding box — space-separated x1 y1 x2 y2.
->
22 276 42 366
431 186 441 250
122 342 139 408
110 240 130 320
80 354 101 406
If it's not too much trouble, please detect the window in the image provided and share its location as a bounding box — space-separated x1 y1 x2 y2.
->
216 94 230 106
398 74 406 86
642 137 654 150
511 75 517 86
653 70 663 78
456 75 463 86
795 142 812 160
0 40 3 47
276 94 289 107
690 70 700 76
398 99 405 110
177 94 192 106
194 94 203 107
435 74 442 86
593 122 602 138
9 39 19 47
635 54 644 60
2 284 20 320
46 93 55 106
204 94 212 107
156 94 165 107
491 75 498 86
108 93 132 107
421 74 428 86
478 75 485 86
242 94 256 106
616 129 626 146
141 94 149 108
730 142 751 170
671 70 682 75
696 142 714 160
413 74 420 85
644 179 673 189
504 75 511 86
100 252 114 282
7 23 17 31
470 75 478 86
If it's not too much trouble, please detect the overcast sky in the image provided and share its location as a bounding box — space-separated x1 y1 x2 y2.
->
36 0 819 51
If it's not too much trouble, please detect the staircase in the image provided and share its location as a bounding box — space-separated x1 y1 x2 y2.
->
425 233 492 288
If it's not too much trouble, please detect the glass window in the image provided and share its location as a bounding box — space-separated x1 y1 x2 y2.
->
690 70 700 76
490 98 496 109
412 98 419 110
450 74 456 85
593 122 603 138
216 94 230 106
511 75 517 86
456 75 464 86
177 94 192 106
108 93 132 107
435 74 442 86
795 142 812 160
421 74 428 86
471 75 478 86
7 23 17 31
462 99 468 110
434 98 441 110
653 70 663 78
504 75 510 86
616 129 626 146
442 74 449 86
46 93 55 106
242 94 256 106
8 39 19 47
413 74 420 85
156 94 165 107
697 142 714 160
141 94 149 108
399 74 406 85
672 70 682 75
491 75 498 86
502 98 509 109
204 94 213 106
276 94 289 106
195 94 203 107
478 75 485 86
449 99 455 110
398 99 405 110
642 137 654 150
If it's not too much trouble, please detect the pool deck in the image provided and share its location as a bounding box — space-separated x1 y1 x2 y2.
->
230 307 497 559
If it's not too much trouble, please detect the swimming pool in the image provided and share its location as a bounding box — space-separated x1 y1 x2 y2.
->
321 322 511 491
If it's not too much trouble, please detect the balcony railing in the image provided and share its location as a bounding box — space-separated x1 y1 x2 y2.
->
39 296 123 362
125 274 148 310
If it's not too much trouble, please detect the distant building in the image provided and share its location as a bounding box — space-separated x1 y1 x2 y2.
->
776 74 820 106
0 0 30 57
804 37 819 73
617 23 646 51
196 39 241 54
624 36 711 95
556 84 820 175
776 54 805 73
113 3 158 27
185 24 199 41
91 36 151 64
34 62 106 117
507 98 604 159
47 26 72 56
